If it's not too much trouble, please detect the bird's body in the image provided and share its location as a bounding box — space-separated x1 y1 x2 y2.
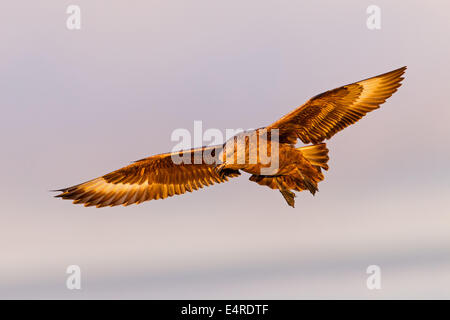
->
216 128 328 206
54 67 406 208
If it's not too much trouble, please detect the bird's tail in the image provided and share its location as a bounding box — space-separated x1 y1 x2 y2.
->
249 143 330 208
297 143 329 171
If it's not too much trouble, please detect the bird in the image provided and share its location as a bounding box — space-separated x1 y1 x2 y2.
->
54 66 406 208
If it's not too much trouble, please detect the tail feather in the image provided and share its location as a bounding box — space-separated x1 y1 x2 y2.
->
298 143 329 170
249 143 330 207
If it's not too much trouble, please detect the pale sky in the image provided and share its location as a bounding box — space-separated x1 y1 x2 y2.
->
1 0 449 298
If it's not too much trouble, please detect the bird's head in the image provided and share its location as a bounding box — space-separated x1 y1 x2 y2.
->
217 131 254 168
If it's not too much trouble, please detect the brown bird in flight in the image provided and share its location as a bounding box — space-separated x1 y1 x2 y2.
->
54 67 406 208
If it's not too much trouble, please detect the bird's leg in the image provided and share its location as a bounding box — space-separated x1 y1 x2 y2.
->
296 168 318 195
275 177 296 208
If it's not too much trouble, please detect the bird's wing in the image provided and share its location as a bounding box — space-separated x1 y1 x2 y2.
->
266 66 406 144
54 145 240 207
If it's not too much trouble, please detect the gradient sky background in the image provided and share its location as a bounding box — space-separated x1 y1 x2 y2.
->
1 0 450 299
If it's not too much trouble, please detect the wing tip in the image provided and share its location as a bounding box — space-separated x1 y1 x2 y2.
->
50 187 68 193
389 65 407 78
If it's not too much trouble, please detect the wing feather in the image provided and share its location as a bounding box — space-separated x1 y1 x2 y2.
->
267 67 406 144
54 145 240 207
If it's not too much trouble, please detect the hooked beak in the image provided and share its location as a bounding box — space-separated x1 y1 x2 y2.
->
215 164 226 178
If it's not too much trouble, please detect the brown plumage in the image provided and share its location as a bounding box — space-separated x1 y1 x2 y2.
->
55 146 240 207
54 67 406 208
